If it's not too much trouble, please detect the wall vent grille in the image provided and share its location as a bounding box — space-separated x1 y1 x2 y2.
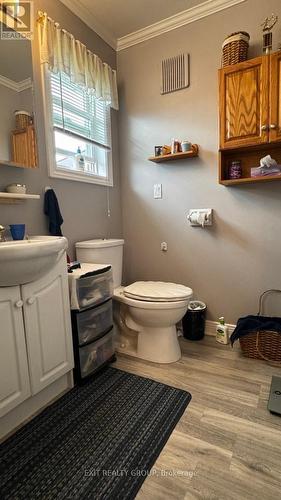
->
161 53 190 94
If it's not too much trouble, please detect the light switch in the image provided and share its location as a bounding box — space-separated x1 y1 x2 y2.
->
154 184 162 199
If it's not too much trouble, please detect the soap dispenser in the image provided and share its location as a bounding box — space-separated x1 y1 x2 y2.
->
216 317 229 345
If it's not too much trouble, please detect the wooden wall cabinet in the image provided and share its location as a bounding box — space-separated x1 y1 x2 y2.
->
219 51 281 185
11 125 38 168
270 51 281 143
219 56 269 149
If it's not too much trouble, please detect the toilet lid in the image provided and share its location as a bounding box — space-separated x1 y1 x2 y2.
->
123 281 193 302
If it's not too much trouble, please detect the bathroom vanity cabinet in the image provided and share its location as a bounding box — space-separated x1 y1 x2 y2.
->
0 256 74 424
219 51 281 185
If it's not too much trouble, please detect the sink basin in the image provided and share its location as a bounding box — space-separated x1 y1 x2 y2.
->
0 236 68 286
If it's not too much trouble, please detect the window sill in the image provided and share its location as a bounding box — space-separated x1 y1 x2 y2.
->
49 168 113 187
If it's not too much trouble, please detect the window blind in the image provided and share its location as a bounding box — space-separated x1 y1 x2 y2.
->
50 71 111 150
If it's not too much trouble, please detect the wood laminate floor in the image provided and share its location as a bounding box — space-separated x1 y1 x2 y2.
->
115 336 281 500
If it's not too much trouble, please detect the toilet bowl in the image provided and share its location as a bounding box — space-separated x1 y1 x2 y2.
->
114 284 192 363
75 239 193 364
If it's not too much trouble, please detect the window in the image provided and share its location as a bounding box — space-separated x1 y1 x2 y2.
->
44 68 113 185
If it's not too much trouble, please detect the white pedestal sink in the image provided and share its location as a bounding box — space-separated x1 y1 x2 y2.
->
0 236 68 286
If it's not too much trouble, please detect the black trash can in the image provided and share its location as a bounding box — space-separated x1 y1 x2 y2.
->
182 301 206 341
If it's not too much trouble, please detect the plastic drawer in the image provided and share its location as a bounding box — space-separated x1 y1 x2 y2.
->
76 300 113 346
78 329 115 379
76 268 113 310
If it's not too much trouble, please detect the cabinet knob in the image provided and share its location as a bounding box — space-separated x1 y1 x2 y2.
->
27 297 35 305
261 124 269 131
15 300 23 308
270 124 277 129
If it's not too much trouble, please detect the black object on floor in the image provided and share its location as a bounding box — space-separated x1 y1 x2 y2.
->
182 301 206 341
0 367 191 500
268 376 281 415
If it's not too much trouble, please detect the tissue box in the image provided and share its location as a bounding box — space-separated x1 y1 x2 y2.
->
251 166 281 178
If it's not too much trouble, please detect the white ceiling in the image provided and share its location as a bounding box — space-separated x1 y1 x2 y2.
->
76 0 204 38
59 0 246 50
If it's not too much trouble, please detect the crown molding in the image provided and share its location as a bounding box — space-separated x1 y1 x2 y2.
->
17 78 33 92
117 0 247 51
59 0 117 50
0 75 32 92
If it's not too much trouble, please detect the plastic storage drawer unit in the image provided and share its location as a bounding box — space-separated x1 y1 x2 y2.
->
77 269 112 309
78 328 115 379
73 300 113 346
69 264 113 310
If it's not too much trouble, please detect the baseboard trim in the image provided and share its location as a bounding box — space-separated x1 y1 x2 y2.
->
205 320 236 336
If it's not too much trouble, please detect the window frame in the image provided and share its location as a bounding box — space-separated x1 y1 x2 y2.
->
41 64 113 186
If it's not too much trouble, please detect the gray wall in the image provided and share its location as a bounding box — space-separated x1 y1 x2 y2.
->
117 0 281 323
0 86 19 161
0 0 122 259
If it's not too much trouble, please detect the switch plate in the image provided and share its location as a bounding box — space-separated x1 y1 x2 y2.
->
154 184 162 199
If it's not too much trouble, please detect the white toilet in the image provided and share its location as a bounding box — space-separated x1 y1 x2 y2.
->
75 239 193 364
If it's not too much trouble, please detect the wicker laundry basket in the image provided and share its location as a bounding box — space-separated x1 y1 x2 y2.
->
222 31 250 67
239 290 281 362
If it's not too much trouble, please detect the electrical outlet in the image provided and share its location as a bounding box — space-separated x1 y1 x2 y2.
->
154 184 162 199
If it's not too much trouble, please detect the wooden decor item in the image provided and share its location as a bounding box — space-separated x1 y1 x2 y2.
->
11 125 38 168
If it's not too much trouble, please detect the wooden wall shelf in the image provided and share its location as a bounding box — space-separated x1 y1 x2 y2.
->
219 142 281 186
149 145 199 163
220 175 281 186
0 193 40 204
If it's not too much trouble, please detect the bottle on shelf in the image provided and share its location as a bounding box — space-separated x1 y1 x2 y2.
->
76 147 85 171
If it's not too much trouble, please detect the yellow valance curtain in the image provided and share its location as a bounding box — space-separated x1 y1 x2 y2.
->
38 11 118 110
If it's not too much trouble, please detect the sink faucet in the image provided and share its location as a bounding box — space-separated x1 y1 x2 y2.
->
0 225 6 242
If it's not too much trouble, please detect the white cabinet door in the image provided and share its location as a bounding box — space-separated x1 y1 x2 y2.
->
22 256 74 395
0 286 31 417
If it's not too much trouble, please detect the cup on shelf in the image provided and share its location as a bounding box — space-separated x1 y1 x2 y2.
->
228 160 242 179
181 141 192 152
154 146 163 157
10 224 25 240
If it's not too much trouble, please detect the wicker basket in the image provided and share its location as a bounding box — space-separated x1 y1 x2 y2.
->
14 110 32 130
222 31 250 67
239 290 281 362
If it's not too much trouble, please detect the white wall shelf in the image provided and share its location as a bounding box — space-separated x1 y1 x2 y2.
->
0 160 30 169
0 192 40 204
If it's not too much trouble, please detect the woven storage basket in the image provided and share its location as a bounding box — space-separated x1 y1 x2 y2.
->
239 290 281 362
222 31 250 67
15 111 32 130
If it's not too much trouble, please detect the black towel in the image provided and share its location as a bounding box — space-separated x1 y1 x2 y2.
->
44 189 63 236
230 315 281 346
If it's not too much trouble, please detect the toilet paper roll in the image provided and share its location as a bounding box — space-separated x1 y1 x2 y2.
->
189 212 206 227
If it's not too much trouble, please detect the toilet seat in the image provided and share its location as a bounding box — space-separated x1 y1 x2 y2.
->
123 281 193 302
114 287 191 310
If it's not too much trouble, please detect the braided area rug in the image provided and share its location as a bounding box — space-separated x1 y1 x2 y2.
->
0 367 191 500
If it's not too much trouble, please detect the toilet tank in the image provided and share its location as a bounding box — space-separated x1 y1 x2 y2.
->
75 239 124 289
